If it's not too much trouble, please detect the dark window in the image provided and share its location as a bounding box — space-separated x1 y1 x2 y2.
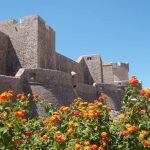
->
87 57 92 60
73 85 77 88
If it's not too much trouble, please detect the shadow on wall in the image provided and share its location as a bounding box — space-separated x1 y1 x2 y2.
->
23 82 77 117
22 80 39 117
83 60 94 85
6 39 21 76
97 84 124 110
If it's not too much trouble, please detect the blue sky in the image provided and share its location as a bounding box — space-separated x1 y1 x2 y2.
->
0 0 149 87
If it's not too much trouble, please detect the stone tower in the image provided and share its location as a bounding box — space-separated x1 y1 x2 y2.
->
0 15 56 76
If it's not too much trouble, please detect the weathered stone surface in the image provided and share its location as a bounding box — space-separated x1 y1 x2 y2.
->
0 15 56 72
77 54 103 84
0 31 9 75
56 52 84 83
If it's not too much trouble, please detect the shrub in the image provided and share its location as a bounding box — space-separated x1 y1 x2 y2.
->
0 76 150 150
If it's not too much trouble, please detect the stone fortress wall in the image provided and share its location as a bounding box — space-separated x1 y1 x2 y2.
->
0 15 129 114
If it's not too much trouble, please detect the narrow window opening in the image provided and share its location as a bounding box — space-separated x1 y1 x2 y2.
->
87 57 92 60
73 85 77 88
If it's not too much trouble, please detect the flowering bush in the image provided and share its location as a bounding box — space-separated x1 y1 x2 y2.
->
111 76 150 150
0 76 150 150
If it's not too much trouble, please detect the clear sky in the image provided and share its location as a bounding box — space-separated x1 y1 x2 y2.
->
0 0 149 87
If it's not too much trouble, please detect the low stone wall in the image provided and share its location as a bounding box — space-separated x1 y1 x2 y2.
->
0 75 22 94
20 69 97 103
14 69 97 115
0 68 124 116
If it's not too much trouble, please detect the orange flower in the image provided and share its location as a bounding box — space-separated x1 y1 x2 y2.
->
6 91 13 100
128 76 139 85
43 119 50 126
140 90 146 95
17 93 27 100
128 125 138 132
118 114 125 121
143 140 150 147
73 99 80 105
84 146 90 150
98 146 104 150
84 141 90 146
14 109 25 118
24 131 33 137
50 115 60 123
74 110 80 116
88 103 95 106
13 139 22 145
7 90 13 95
60 106 69 112
125 112 130 115
121 130 128 137
146 92 150 99
105 106 111 111
89 106 95 110
0 92 7 101
17 93 23 99
60 136 66 142
67 128 74 135
138 130 148 139
91 144 98 150
56 135 62 141
75 144 81 150
99 95 107 101
97 102 103 107
141 130 148 135
144 88 150 98
41 135 48 140
55 131 61 136
89 112 94 118
93 112 100 118
100 132 107 139
83 113 89 118
125 123 131 129
20 109 26 115
139 133 145 139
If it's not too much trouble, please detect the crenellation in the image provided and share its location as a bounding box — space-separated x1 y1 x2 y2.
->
103 61 129 84
0 19 17 29
112 62 129 70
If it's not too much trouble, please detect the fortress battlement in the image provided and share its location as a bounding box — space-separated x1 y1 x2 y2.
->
0 15 130 114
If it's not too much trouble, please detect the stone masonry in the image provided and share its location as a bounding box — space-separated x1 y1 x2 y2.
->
0 15 129 115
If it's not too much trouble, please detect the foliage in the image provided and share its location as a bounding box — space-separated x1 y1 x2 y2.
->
0 76 150 150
